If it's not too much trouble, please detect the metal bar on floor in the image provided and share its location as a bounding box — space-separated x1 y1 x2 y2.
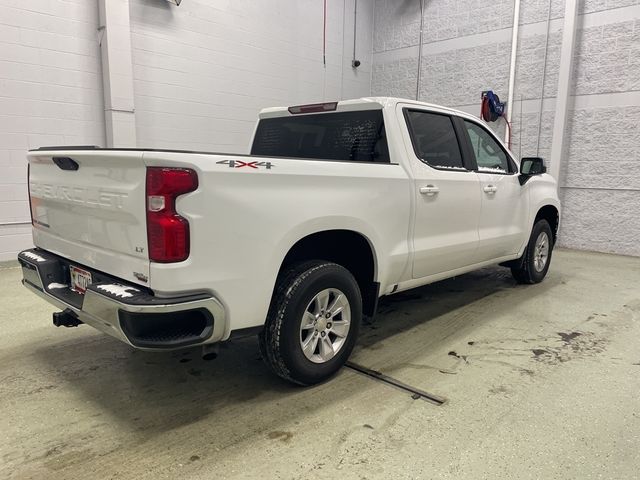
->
345 361 446 406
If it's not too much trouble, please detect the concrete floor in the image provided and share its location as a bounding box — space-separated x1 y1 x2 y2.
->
1 249 639 479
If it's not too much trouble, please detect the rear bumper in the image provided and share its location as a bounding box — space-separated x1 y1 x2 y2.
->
18 248 226 350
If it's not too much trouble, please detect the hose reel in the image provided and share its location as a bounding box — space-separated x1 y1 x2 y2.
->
480 90 511 149
480 90 505 122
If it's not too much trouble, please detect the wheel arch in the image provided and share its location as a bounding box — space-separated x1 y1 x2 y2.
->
534 204 560 244
276 229 380 318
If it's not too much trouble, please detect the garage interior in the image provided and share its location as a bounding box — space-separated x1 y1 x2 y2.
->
1 0 639 479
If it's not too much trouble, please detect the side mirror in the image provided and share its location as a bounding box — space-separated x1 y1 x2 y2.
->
519 157 546 185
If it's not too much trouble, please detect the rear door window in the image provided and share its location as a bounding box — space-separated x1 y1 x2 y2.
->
251 110 389 163
404 110 466 170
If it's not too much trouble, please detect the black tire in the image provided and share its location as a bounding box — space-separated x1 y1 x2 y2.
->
259 261 362 386
511 219 554 284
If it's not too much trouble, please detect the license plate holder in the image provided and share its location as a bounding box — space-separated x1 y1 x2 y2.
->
70 265 92 294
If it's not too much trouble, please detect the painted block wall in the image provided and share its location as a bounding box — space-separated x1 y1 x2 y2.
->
0 0 374 261
0 0 105 261
129 0 373 153
372 0 640 256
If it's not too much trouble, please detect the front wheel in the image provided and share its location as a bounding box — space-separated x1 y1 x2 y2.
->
511 219 554 284
259 261 362 386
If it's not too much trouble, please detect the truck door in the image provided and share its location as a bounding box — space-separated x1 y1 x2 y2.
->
458 119 530 261
398 106 481 279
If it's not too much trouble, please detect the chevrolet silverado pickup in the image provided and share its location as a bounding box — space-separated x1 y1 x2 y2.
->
19 97 560 385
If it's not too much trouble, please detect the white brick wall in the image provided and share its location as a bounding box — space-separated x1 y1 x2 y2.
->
129 0 373 153
0 0 374 261
372 0 640 256
0 0 105 261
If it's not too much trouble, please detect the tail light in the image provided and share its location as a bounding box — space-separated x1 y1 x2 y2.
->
146 167 198 263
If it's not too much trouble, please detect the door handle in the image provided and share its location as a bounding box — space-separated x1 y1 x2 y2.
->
419 185 440 196
483 185 497 194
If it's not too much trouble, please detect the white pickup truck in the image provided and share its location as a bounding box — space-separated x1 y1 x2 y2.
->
19 97 560 385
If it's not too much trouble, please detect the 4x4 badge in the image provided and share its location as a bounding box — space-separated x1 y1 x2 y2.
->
216 160 274 170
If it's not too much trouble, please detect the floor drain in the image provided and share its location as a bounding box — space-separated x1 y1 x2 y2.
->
345 361 446 406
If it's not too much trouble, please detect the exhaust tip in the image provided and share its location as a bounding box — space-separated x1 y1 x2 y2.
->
202 344 219 361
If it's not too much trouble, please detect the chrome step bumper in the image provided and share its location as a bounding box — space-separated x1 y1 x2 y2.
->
18 248 226 350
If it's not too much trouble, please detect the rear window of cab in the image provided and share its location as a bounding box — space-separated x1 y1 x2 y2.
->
251 110 390 163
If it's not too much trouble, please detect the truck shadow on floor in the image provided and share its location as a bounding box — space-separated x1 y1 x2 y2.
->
358 266 557 349
31 266 560 437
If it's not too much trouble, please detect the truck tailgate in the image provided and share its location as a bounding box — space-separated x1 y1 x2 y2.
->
27 149 150 286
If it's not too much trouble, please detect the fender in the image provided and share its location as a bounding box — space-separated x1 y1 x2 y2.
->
271 216 383 284
513 174 561 257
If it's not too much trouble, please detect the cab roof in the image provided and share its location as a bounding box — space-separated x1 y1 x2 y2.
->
258 97 479 123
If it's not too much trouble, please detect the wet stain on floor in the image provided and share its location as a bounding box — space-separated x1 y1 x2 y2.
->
448 350 468 362
558 331 582 344
530 331 607 365
267 431 294 443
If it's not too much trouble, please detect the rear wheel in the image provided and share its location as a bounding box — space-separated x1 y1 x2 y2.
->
259 261 361 386
511 219 554 284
